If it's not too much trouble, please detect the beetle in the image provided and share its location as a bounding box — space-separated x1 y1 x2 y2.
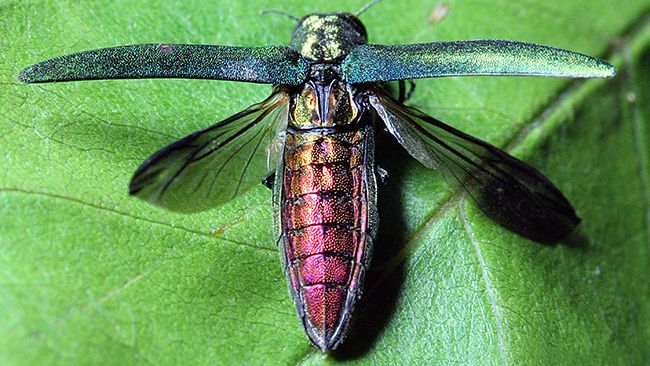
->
19 2 615 352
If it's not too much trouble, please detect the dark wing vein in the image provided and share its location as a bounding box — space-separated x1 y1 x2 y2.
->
206 114 269 197
234 119 276 197
155 107 263 200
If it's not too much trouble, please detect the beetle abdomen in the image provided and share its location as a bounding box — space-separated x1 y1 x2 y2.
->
278 126 376 351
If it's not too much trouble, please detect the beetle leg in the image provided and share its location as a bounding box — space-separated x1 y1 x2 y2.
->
262 172 276 189
378 81 415 103
397 80 416 103
397 80 406 102
376 166 389 185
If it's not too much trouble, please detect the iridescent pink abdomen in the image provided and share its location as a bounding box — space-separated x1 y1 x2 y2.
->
276 127 376 350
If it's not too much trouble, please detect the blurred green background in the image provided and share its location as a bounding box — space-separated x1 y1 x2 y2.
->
1 1 649 365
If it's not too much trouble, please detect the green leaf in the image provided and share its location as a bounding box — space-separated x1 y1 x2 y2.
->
1 1 649 365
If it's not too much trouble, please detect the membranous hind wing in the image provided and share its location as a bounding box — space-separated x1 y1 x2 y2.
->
129 91 289 212
370 88 579 243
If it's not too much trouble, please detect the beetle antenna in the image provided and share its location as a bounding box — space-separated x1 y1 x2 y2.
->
260 9 300 22
355 0 383 16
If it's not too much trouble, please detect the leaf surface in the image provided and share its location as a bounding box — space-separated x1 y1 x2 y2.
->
1 1 649 365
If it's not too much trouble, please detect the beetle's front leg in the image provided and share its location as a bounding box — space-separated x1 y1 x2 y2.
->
397 79 416 103
262 172 275 189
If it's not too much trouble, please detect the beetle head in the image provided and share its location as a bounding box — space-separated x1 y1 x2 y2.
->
290 13 367 62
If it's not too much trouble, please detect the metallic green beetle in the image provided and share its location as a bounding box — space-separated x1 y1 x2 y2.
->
19 3 615 352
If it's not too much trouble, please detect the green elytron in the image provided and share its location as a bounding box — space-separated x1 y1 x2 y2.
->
19 3 615 352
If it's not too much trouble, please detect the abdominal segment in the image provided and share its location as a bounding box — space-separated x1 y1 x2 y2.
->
277 127 375 350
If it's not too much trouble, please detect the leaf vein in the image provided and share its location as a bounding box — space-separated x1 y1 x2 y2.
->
0 187 275 253
461 200 508 365
623 43 650 254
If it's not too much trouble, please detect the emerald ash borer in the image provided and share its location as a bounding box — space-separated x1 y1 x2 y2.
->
19 2 615 352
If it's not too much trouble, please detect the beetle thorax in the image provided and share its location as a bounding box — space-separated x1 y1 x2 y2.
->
290 13 367 62
290 80 358 129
